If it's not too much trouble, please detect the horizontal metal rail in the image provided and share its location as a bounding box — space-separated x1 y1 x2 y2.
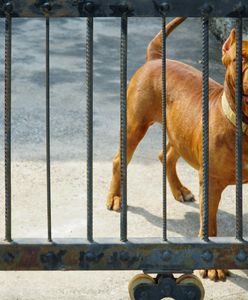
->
0 0 247 18
0 0 247 279
0 238 247 271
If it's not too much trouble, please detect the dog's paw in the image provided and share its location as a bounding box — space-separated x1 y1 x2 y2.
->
176 186 195 203
106 194 122 212
199 269 229 281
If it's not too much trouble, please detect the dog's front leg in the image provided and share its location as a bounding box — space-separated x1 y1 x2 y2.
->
198 174 228 281
106 122 149 211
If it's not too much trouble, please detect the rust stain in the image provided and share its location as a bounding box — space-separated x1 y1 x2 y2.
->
19 248 40 269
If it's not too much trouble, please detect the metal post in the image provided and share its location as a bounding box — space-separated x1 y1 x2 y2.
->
235 17 243 240
86 16 94 242
201 16 209 241
162 16 167 241
46 17 52 242
120 14 128 242
4 13 12 242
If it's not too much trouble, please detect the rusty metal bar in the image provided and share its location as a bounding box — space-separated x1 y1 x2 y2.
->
4 13 12 242
0 1 248 18
161 16 167 241
0 238 247 271
201 15 209 242
45 17 52 242
235 17 243 240
120 13 128 242
86 16 94 242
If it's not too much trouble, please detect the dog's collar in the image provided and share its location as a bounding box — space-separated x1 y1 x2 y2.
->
221 92 248 136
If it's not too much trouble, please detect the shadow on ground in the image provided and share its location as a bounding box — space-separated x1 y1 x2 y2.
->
128 203 248 238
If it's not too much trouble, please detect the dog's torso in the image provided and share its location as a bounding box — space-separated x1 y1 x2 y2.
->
128 58 248 185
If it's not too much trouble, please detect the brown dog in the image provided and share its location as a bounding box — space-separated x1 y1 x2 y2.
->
106 18 248 280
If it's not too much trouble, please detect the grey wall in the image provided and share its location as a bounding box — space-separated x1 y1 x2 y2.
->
210 18 248 42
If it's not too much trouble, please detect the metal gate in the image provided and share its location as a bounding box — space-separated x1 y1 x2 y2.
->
0 0 248 299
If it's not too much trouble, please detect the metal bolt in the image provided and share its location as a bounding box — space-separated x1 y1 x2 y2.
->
201 250 213 262
236 250 247 262
42 252 55 264
118 3 130 14
162 250 172 261
201 3 213 15
3 252 14 263
3 2 13 14
159 2 170 14
109 3 133 15
120 251 129 261
84 1 95 13
85 252 96 261
42 2 52 13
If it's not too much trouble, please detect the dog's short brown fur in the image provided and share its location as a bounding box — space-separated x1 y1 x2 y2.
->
106 18 248 281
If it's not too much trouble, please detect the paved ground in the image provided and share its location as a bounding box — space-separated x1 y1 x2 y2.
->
0 17 248 299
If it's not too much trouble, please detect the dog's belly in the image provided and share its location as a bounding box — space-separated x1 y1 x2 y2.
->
162 71 207 169
166 114 201 170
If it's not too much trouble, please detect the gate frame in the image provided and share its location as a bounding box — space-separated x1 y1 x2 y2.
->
0 0 248 287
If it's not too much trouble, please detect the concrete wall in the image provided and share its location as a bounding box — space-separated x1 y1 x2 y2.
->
210 18 248 42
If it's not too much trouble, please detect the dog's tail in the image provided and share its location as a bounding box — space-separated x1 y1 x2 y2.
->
146 17 187 61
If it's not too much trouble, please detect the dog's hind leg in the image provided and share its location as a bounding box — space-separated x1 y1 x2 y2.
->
106 121 150 211
158 143 195 202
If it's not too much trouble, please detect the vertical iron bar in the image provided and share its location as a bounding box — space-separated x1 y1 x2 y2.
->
86 16 94 242
202 16 209 241
120 14 128 242
162 16 167 241
4 14 12 242
46 17 52 242
235 17 243 240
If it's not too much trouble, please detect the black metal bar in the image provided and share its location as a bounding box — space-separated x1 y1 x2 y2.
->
0 1 248 18
120 14 128 242
46 17 52 242
235 17 243 240
4 14 12 242
201 16 209 242
86 16 94 242
162 16 167 241
0 238 248 271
